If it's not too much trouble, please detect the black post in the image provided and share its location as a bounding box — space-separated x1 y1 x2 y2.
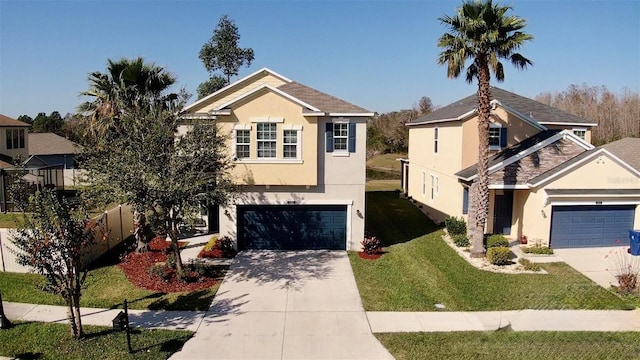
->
0 290 13 329
124 299 132 353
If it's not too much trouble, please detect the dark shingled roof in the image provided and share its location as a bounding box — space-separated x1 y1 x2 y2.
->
601 137 640 172
278 81 371 114
409 88 594 126
29 133 81 155
0 114 31 127
455 130 561 179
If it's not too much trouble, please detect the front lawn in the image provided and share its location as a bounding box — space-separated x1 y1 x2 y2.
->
352 191 634 311
376 332 640 360
0 322 191 360
0 264 220 311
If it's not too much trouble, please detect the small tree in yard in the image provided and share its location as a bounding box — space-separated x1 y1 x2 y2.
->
10 189 102 339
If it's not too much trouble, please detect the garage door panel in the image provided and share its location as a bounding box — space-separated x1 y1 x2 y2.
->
551 205 635 248
238 205 347 250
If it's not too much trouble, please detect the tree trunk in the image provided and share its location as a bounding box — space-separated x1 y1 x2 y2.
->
134 211 148 253
168 222 184 280
72 293 83 340
471 55 492 258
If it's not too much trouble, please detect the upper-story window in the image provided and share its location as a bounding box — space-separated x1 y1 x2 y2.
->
6 129 25 150
489 124 506 150
434 127 439 154
572 128 586 141
256 123 277 158
283 129 298 159
326 120 356 154
235 129 251 159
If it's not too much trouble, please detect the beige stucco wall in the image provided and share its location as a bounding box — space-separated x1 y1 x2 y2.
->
197 72 288 113
545 124 592 144
214 89 318 186
461 108 540 169
517 153 640 247
407 123 465 222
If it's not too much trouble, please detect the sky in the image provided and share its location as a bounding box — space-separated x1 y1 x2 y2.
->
1 0 639 119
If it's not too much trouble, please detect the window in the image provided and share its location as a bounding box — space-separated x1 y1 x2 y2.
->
333 123 348 151
283 129 298 159
573 128 586 140
6 129 25 150
430 175 439 200
256 123 277 158
235 129 250 159
421 171 426 196
434 127 439 154
489 124 506 150
462 187 469 214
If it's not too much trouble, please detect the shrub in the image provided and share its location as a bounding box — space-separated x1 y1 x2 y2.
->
486 234 509 248
203 236 218 252
518 258 541 272
486 247 511 265
452 234 470 247
217 236 237 258
361 236 381 255
444 216 467 235
148 263 173 280
522 245 554 255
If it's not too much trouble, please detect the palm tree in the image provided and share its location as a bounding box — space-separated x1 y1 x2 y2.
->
78 57 177 137
437 0 533 257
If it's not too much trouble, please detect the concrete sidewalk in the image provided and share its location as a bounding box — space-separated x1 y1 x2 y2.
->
4 302 204 331
367 309 640 332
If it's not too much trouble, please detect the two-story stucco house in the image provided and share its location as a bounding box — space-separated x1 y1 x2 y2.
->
180 68 373 251
404 88 640 249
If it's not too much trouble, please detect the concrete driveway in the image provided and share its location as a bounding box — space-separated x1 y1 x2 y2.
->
554 246 635 289
170 250 393 360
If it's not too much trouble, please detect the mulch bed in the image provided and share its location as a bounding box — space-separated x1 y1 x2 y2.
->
358 251 385 260
117 237 222 293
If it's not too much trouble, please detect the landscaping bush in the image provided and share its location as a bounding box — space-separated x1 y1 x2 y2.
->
444 216 467 235
522 245 554 255
452 234 470 247
361 236 381 255
486 247 511 265
199 236 237 259
148 263 173 281
518 258 541 272
217 236 237 258
486 234 509 248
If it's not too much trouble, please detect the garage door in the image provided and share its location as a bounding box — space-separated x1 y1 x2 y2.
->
550 205 635 248
237 205 347 250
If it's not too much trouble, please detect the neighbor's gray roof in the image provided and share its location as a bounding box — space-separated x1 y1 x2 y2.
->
410 88 594 126
0 114 31 127
29 133 81 155
600 137 640 172
278 81 371 114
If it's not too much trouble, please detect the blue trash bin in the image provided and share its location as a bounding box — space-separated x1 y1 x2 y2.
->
630 230 640 256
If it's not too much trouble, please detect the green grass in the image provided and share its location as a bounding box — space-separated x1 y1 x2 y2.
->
366 153 405 172
0 264 221 311
376 332 640 360
365 180 401 192
352 191 635 311
0 212 20 228
0 322 192 360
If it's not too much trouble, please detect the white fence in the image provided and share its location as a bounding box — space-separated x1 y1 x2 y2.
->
0 204 134 273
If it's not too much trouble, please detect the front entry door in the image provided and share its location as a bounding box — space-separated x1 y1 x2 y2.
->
493 191 513 235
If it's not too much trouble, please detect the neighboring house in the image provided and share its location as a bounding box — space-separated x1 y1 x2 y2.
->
404 88 640 249
0 114 30 160
180 68 373 251
27 132 82 188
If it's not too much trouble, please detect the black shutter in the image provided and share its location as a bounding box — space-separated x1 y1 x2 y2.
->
348 122 356 153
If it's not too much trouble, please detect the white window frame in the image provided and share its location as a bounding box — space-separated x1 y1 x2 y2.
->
333 120 349 153
282 124 302 160
572 128 587 140
421 171 426 197
434 127 439 154
488 123 502 150
256 122 277 159
430 174 439 201
232 124 251 160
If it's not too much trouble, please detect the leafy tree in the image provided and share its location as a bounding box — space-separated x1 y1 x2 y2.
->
10 188 102 339
418 96 434 115
32 111 64 134
198 14 254 95
17 115 33 124
197 74 228 100
438 0 533 256
80 58 236 279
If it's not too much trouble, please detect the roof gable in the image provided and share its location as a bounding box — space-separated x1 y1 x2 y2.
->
408 87 596 127
600 137 640 172
0 114 31 127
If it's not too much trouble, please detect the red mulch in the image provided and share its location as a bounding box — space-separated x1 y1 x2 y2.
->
198 247 225 258
148 237 187 251
358 251 384 260
118 238 221 293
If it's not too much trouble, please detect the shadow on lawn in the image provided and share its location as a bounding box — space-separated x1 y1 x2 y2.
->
147 289 216 311
12 352 43 360
133 334 193 355
365 190 441 247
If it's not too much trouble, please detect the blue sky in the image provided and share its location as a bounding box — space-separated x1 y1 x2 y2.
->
1 0 638 118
